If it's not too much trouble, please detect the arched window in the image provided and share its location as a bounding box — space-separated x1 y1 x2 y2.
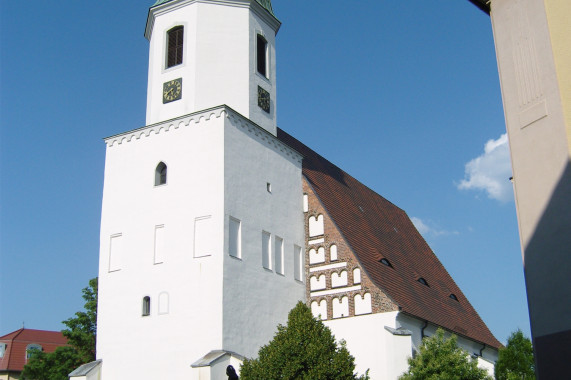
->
26 344 42 360
142 296 151 316
256 34 268 77
155 162 167 186
167 26 184 68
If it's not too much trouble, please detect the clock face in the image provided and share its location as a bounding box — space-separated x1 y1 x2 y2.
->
257 86 270 113
163 78 182 103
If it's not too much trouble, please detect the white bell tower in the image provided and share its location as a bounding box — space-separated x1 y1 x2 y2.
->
95 2 305 380
144 0 280 135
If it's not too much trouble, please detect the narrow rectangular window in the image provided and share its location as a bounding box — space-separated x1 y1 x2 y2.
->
167 26 184 68
109 234 123 272
262 231 271 269
257 34 268 77
154 225 165 264
142 296 151 316
274 236 284 275
294 245 303 281
229 217 241 258
194 216 213 258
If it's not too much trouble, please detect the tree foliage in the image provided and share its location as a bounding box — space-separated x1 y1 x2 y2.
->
22 278 97 380
62 277 98 363
399 328 492 380
495 329 535 380
240 302 369 380
20 346 84 380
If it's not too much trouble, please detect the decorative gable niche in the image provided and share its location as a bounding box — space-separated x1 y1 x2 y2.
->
310 274 326 291
331 270 348 288
308 214 324 237
309 247 325 264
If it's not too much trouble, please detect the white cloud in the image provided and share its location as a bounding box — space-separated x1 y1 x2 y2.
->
457 133 513 202
411 217 458 238
411 217 430 235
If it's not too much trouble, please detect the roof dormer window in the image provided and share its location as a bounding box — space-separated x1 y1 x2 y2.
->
379 258 392 268
167 26 184 68
26 344 42 360
418 277 429 287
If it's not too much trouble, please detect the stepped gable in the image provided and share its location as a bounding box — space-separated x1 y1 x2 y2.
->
277 127 501 349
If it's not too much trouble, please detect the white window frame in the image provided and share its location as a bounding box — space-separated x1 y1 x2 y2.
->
229 217 241 259
294 245 304 282
262 231 272 270
274 236 284 275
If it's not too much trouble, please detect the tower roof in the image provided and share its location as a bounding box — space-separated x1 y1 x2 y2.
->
151 0 275 16
255 0 274 15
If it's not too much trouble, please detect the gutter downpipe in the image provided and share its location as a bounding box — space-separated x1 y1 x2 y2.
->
421 320 428 339
480 343 486 357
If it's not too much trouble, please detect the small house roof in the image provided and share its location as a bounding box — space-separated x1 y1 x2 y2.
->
0 328 67 372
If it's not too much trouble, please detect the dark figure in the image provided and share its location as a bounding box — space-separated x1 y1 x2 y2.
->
226 365 239 380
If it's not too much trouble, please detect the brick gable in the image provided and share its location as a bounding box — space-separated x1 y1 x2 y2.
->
278 128 501 349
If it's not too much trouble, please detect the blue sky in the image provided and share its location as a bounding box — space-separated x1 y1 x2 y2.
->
0 1 530 344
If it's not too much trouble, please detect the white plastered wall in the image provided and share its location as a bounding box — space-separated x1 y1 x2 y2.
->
325 312 410 380
97 112 226 380
396 313 497 378
222 113 305 358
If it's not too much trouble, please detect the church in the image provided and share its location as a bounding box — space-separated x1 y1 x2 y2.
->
81 1 501 379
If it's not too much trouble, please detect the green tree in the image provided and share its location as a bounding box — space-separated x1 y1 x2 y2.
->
20 346 84 380
240 302 369 380
495 329 535 380
62 277 98 363
22 278 97 380
399 328 492 380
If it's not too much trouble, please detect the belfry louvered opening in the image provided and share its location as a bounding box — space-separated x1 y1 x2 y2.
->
167 26 184 68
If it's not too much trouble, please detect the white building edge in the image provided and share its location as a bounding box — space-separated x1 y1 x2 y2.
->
75 1 501 379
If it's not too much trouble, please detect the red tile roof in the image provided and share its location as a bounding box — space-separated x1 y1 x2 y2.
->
0 328 68 372
277 128 501 349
